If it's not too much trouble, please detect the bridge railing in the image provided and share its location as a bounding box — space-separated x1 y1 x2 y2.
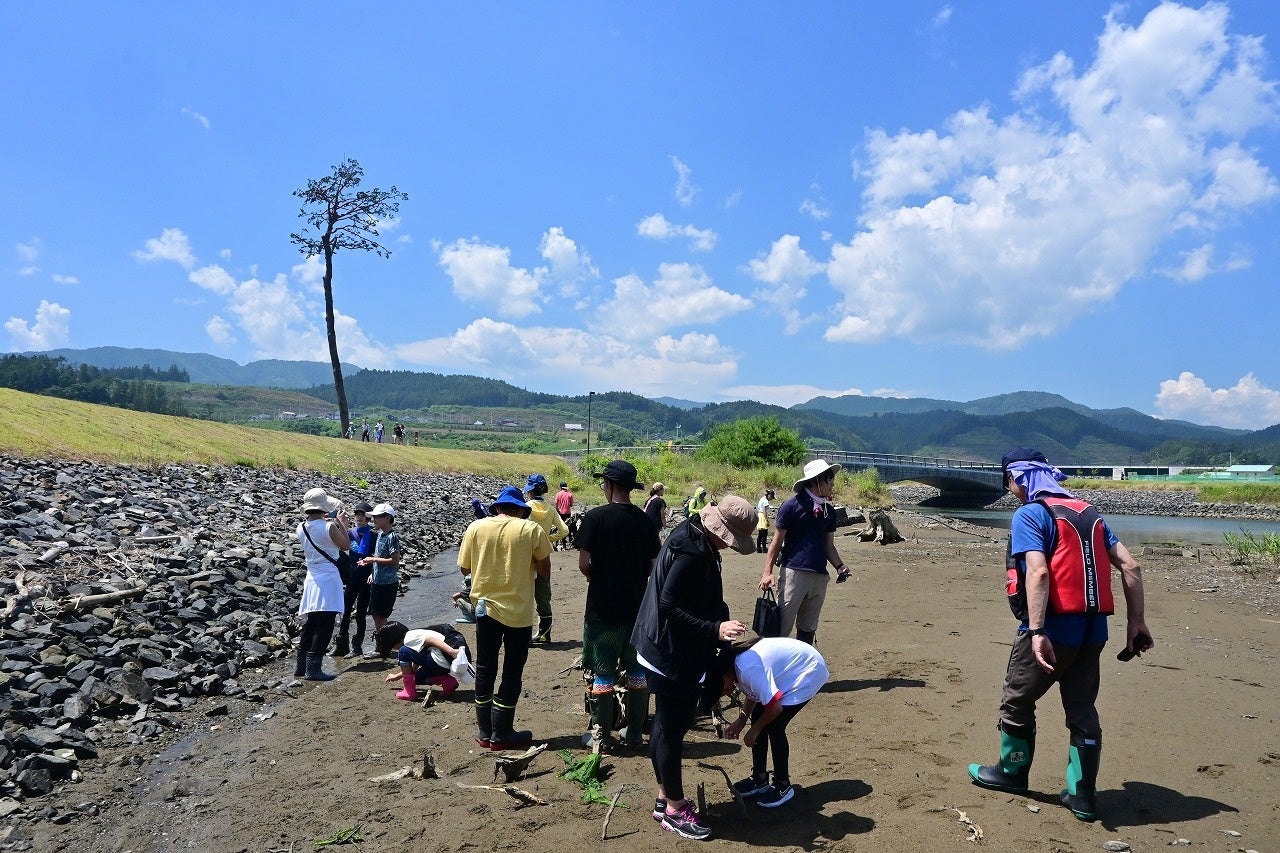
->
819 450 998 470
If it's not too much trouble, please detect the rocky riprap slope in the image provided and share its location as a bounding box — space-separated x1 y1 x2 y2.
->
0 455 504 814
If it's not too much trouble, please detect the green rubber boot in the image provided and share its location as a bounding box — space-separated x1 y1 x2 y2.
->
619 687 649 747
1060 735 1101 821
968 723 1035 793
583 691 617 747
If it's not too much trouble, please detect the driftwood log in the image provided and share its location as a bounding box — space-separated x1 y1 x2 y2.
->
493 744 545 783
62 586 148 613
858 509 904 545
457 783 548 807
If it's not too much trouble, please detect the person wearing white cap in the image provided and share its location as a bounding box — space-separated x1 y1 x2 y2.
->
295 487 353 681
359 503 402 638
759 460 850 646
643 482 668 531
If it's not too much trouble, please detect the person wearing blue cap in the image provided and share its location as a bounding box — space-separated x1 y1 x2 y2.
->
968 447 1153 823
523 474 569 644
458 485 552 750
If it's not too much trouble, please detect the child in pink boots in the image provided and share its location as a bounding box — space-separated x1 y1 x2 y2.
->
376 622 472 701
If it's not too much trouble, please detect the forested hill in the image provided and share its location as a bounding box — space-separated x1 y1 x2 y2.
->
26 349 1276 464
39 347 354 388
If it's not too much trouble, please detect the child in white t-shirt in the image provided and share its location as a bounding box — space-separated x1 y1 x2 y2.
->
713 634 829 808
375 622 472 701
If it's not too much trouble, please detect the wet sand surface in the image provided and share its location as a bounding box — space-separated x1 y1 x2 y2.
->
23 511 1279 852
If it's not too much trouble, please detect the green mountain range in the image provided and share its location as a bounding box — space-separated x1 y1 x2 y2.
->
36 348 1277 465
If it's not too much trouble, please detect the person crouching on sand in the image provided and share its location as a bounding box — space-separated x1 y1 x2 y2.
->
710 631 830 809
376 621 472 701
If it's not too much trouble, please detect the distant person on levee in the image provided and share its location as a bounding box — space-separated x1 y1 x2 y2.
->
968 447 1152 823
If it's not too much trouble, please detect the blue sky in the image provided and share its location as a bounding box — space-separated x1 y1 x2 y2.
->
4 2 1278 429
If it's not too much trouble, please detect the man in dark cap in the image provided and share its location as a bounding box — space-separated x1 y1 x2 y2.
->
576 460 662 748
968 447 1153 823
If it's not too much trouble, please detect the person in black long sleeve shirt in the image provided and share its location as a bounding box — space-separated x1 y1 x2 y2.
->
630 496 758 841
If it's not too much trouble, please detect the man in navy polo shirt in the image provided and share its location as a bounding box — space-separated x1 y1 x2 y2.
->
759 459 852 646
968 447 1153 822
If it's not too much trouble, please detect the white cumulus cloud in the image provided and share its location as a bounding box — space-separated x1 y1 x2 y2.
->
50 274 79 284
205 315 236 346
181 106 211 130
1155 371 1280 430
15 239 41 263
134 228 197 269
824 2 1279 349
539 227 599 297
6 300 70 350
670 155 700 206
437 237 543 318
593 263 752 342
636 213 717 251
746 235 823 334
396 319 741 401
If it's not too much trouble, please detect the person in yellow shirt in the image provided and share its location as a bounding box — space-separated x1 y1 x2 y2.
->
523 473 569 644
458 486 552 750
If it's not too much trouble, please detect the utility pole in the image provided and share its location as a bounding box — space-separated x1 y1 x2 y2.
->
587 391 595 456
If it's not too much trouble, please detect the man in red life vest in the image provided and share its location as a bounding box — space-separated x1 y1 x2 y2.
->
968 447 1153 822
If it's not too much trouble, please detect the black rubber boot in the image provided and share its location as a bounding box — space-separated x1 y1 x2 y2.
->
1060 734 1101 821
796 629 816 646
304 653 337 682
490 701 533 751
332 632 350 659
968 723 1035 793
294 644 307 678
474 697 493 748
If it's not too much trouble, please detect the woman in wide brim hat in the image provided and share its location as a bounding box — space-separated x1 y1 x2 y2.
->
759 460 851 646
295 488 353 681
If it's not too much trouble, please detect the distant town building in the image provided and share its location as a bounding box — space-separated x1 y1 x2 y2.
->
1224 464 1275 478
565 423 584 431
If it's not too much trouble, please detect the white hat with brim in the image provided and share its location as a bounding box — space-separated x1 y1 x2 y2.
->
700 496 758 555
370 502 397 518
793 459 842 492
302 487 340 514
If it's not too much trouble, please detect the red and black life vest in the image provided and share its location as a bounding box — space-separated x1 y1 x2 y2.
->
1006 497 1114 620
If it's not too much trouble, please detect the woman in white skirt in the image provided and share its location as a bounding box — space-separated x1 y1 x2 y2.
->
295 487 352 681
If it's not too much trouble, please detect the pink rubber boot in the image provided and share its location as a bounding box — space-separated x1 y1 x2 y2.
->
396 671 417 700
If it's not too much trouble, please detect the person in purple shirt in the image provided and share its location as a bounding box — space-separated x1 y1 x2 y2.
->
758 460 851 646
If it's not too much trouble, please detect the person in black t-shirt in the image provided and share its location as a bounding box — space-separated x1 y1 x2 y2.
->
576 460 661 748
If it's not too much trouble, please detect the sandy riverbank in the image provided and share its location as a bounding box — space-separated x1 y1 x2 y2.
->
18 508 1280 853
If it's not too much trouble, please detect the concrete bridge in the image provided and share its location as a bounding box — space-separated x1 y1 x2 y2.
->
815 451 1004 501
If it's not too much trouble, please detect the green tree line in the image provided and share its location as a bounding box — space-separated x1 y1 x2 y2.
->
0 354 188 417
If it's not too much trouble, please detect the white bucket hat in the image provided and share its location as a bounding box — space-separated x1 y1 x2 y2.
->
301 487 340 514
370 502 397 519
793 459 842 492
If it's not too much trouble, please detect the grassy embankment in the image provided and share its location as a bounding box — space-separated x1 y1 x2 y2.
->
0 387 563 484
0 388 893 507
